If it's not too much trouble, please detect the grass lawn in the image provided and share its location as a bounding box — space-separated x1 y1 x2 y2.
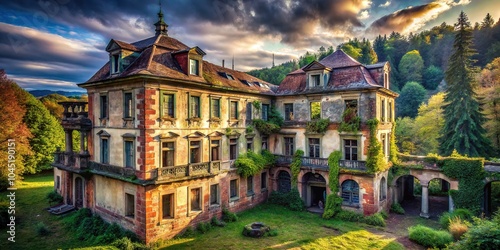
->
1 172 409 250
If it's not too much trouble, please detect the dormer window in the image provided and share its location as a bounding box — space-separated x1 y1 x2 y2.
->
111 54 120 74
311 74 321 86
190 59 199 75
218 72 234 80
384 71 389 89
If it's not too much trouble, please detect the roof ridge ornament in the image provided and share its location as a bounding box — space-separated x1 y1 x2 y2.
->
154 0 169 36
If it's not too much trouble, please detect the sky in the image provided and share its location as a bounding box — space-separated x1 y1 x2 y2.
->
0 0 499 91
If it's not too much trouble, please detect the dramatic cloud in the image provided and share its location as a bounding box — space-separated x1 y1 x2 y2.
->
379 1 391 8
368 0 471 35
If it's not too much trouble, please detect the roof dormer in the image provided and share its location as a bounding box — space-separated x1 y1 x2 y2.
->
173 46 206 76
105 39 140 75
303 61 331 88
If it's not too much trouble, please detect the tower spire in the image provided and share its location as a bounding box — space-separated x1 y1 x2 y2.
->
154 0 168 36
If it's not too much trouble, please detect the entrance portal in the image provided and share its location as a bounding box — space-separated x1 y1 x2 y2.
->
302 172 327 208
311 186 326 207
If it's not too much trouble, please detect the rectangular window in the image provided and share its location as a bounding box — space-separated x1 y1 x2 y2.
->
189 59 199 75
161 93 175 118
100 95 108 119
246 137 253 152
262 104 269 121
112 54 119 74
230 139 238 160
161 141 175 167
247 176 254 194
246 102 252 123
124 140 134 168
101 138 109 164
344 139 358 161
125 193 135 218
230 179 238 199
211 98 220 118
56 176 60 189
381 134 387 157
284 137 294 156
381 99 386 122
345 100 358 116
210 140 220 161
262 136 268 150
190 188 201 211
230 101 238 120
311 74 320 86
124 92 133 118
284 103 293 121
189 141 201 163
190 96 201 118
210 184 219 205
388 101 393 122
162 194 174 219
310 102 321 120
261 172 267 189
308 138 320 158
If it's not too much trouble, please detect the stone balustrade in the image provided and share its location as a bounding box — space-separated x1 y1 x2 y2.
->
274 154 367 171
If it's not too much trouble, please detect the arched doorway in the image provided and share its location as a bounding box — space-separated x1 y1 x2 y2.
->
421 178 451 218
74 177 84 208
393 175 419 215
277 171 291 193
484 180 500 217
302 172 326 208
341 179 360 207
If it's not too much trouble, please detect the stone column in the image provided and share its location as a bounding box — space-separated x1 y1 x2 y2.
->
79 131 86 154
420 183 430 218
449 194 455 213
65 129 73 153
390 184 398 204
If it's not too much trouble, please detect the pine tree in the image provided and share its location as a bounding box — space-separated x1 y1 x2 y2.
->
440 11 492 157
481 13 495 29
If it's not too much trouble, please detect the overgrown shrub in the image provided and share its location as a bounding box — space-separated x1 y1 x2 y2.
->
408 225 453 248
221 207 238 222
339 107 360 133
290 150 304 186
46 190 63 204
235 150 274 177
451 215 500 249
306 118 330 133
439 209 473 229
390 202 405 214
448 217 469 241
366 119 387 173
335 210 364 222
323 194 342 219
0 200 9 229
364 213 386 227
178 226 195 238
36 222 50 236
323 151 342 219
211 216 226 227
267 188 304 211
197 222 212 234
265 229 279 237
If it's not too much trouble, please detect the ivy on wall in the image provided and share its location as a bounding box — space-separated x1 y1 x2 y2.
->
323 151 343 219
253 106 284 135
290 149 304 186
389 122 398 164
306 118 330 134
339 108 361 133
366 119 387 173
235 150 276 177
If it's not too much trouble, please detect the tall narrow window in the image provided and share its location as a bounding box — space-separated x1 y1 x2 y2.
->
230 179 239 199
162 194 174 219
162 93 175 118
381 99 386 122
210 184 219 205
230 101 238 120
112 54 119 74
308 138 320 158
211 98 220 119
388 101 393 122
101 138 109 164
344 139 358 161
189 141 201 163
190 96 200 118
100 95 108 119
190 188 201 211
247 176 254 194
311 74 320 86
125 193 135 218
124 92 133 118
262 136 268 150
124 140 134 168
246 103 252 122
284 103 293 121
345 100 358 116
261 172 267 189
56 176 61 189
229 139 238 160
262 104 269 121
161 142 175 167
381 134 387 157
341 180 359 206
210 140 220 161
284 137 294 156
310 102 321 120
189 59 199 75
246 137 253 152
379 177 387 201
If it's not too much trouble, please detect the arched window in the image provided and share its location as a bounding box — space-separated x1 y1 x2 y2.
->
380 177 387 201
341 180 359 206
277 171 291 193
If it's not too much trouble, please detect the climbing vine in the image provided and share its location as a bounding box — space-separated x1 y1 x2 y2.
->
389 122 398 164
290 149 304 186
306 118 330 134
366 119 387 173
235 151 275 178
338 108 361 133
252 100 261 111
323 151 343 219
253 106 284 135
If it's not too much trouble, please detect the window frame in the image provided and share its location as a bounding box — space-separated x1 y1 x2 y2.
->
161 140 176 167
341 180 360 207
230 100 239 120
160 91 176 119
123 92 134 119
189 58 200 76
161 193 175 220
380 98 386 122
123 139 135 168
343 139 358 161
229 178 239 201
100 137 109 164
229 138 238 160
260 171 267 190
246 137 254 152
210 139 221 161
210 97 221 119
310 101 321 120
189 187 202 213
247 175 254 195
189 95 201 119
125 193 135 218
311 74 321 86
284 103 294 121
210 184 220 206
344 99 359 117
261 136 269 150
284 136 295 156
262 104 269 121
111 53 120 74
189 140 202 164
308 137 321 158
379 177 387 201
100 94 108 119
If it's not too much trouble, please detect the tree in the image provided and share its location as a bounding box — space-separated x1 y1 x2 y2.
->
422 65 444 90
399 50 424 86
413 93 445 155
396 81 427 118
0 70 32 190
440 11 492 157
395 117 416 154
373 35 387 62
339 44 361 60
481 13 495 29
478 57 500 155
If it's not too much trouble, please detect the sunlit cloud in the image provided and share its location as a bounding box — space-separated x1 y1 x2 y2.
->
379 1 391 8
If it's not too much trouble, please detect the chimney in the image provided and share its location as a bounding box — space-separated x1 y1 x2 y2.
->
222 60 225 68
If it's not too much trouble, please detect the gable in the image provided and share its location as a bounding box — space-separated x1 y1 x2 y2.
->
303 61 327 71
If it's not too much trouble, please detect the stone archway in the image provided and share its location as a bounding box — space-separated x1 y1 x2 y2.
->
301 172 327 208
484 180 500 217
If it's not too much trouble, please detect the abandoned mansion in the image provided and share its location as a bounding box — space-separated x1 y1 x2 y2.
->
52 10 400 243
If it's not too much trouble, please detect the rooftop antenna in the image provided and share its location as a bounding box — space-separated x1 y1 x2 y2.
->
272 53 275 68
232 55 234 70
154 0 168 35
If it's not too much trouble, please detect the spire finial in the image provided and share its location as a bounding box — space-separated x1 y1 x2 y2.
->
154 0 168 36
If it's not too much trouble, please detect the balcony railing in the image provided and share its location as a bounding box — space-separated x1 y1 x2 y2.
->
88 161 136 178
156 161 221 181
53 151 89 170
274 154 366 171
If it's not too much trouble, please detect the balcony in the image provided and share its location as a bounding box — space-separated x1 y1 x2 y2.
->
88 161 136 178
154 161 221 183
52 151 90 173
58 101 91 130
274 154 366 171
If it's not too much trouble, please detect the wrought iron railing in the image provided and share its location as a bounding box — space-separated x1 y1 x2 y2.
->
274 154 367 171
